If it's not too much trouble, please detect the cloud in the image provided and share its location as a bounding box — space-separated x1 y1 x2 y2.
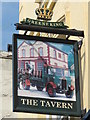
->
50 42 73 54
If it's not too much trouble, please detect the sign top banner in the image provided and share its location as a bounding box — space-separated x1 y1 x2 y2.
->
20 18 68 29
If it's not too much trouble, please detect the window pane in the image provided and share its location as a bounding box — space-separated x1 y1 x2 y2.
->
58 53 61 58
22 49 25 57
39 48 43 56
21 61 24 69
31 48 34 57
37 62 44 70
53 49 56 58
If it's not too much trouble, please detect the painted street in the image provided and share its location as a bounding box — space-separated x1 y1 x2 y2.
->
18 83 76 101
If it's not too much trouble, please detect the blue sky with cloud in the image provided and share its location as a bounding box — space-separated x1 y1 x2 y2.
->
1 2 19 51
49 42 73 54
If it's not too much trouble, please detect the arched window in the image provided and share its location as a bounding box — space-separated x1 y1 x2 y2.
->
22 49 25 57
30 48 34 57
38 47 43 56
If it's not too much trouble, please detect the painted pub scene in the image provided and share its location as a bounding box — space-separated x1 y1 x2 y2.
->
17 39 76 101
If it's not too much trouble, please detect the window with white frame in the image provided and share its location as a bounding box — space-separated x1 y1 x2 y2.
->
61 53 65 61
53 49 57 58
30 48 34 57
22 49 25 57
38 47 43 56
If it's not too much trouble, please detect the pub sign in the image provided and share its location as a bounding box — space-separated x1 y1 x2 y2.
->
13 34 81 116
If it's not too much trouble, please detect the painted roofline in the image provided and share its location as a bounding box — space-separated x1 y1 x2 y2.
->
18 40 68 55
18 41 31 49
44 42 68 55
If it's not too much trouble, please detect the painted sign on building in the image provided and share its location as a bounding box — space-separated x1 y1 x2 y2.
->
13 34 81 116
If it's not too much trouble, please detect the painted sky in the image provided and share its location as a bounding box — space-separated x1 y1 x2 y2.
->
1 2 19 51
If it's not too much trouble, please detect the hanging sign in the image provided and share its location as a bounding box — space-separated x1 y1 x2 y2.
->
13 34 81 117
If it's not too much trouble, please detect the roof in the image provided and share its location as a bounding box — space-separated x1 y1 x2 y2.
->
45 42 68 55
18 41 68 55
18 41 30 49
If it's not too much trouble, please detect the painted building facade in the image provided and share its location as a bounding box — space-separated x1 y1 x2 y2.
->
18 41 69 76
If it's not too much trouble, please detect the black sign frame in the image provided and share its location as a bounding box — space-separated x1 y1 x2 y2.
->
13 33 81 117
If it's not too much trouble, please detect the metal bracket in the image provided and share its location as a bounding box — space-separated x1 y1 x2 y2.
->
81 108 86 118
82 110 90 120
15 23 84 37
78 40 83 50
